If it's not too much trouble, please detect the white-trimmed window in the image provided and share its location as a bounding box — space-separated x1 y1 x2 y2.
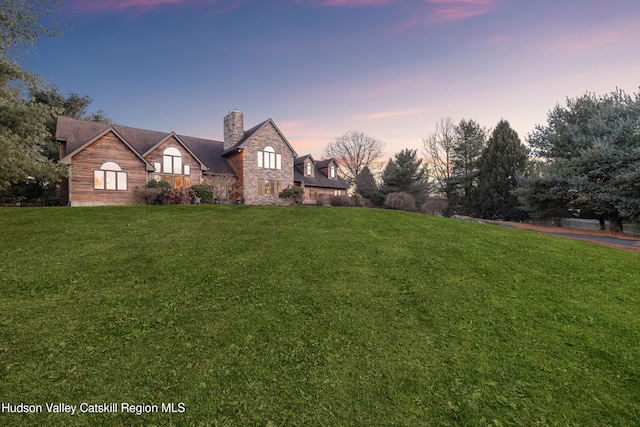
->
330 165 336 178
257 146 281 170
163 147 182 174
94 162 127 191
306 162 312 176
157 147 191 188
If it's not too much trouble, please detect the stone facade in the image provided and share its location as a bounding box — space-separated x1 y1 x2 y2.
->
223 110 244 151
238 121 295 205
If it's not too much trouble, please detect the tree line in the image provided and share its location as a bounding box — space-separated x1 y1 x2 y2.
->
327 88 640 233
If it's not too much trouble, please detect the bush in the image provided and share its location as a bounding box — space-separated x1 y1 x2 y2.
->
146 179 171 189
421 197 448 216
279 186 304 205
329 196 353 207
351 192 365 207
192 184 214 204
134 187 163 204
161 187 196 205
384 192 417 212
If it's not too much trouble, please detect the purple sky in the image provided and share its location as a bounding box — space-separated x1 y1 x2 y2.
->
26 0 640 159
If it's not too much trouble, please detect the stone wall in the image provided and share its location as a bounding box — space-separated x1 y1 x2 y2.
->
241 122 294 205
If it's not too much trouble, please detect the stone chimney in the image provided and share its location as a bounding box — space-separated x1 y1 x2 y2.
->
224 110 244 151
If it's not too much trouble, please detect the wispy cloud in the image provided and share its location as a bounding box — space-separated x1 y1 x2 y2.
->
544 19 640 54
296 0 395 7
65 0 245 15
351 107 434 121
397 0 497 29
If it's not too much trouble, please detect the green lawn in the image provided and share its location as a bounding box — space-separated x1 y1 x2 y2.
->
0 205 639 426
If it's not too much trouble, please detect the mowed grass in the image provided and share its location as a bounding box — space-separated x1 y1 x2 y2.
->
0 205 639 426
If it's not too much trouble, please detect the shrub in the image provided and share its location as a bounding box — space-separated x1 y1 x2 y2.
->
161 187 196 205
192 184 215 204
315 198 325 206
384 192 417 212
134 187 163 204
351 193 365 207
146 179 171 189
421 197 448 216
329 196 353 207
279 186 304 205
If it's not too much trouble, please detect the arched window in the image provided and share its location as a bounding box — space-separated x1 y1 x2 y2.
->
257 146 281 170
163 147 182 174
155 147 191 188
94 162 127 191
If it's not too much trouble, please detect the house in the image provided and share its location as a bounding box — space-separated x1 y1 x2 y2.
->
56 110 348 206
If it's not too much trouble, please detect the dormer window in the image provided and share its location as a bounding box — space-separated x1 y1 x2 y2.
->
306 162 312 176
258 146 282 170
330 165 336 178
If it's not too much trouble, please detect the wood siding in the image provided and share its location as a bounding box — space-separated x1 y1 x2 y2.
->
69 132 147 206
145 136 203 185
225 151 244 201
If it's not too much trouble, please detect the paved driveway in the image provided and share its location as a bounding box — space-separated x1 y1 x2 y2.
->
492 221 640 253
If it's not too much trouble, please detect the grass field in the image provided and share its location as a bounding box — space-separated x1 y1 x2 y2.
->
0 205 639 426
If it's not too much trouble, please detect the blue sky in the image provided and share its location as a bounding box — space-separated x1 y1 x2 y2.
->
25 0 640 159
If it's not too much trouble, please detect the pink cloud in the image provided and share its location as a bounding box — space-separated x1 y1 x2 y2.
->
296 0 394 6
544 19 640 54
352 107 435 121
65 0 244 15
396 0 497 29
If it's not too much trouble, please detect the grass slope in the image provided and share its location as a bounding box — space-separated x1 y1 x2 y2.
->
0 205 639 426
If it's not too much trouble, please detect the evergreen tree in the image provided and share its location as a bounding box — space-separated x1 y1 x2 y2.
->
475 120 528 220
446 119 486 215
381 149 430 204
355 166 382 205
521 89 640 232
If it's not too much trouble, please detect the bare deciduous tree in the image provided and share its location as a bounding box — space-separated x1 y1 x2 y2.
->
324 131 385 185
208 174 238 204
422 117 455 196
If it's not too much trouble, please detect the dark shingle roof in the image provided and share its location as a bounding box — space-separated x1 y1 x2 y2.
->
56 116 233 175
294 155 314 165
294 163 348 189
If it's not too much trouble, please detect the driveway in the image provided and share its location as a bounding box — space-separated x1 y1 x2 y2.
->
490 221 640 253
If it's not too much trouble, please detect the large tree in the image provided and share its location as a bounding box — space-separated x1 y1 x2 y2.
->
422 117 455 197
0 0 64 193
1 0 61 60
381 148 430 204
447 119 486 215
520 89 640 232
475 120 528 220
355 165 382 205
324 131 385 185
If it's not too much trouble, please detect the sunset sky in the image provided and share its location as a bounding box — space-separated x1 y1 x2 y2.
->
26 0 640 159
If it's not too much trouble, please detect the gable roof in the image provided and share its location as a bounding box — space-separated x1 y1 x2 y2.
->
294 159 349 189
55 116 233 174
316 159 336 169
59 125 154 171
295 155 315 165
222 118 298 158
